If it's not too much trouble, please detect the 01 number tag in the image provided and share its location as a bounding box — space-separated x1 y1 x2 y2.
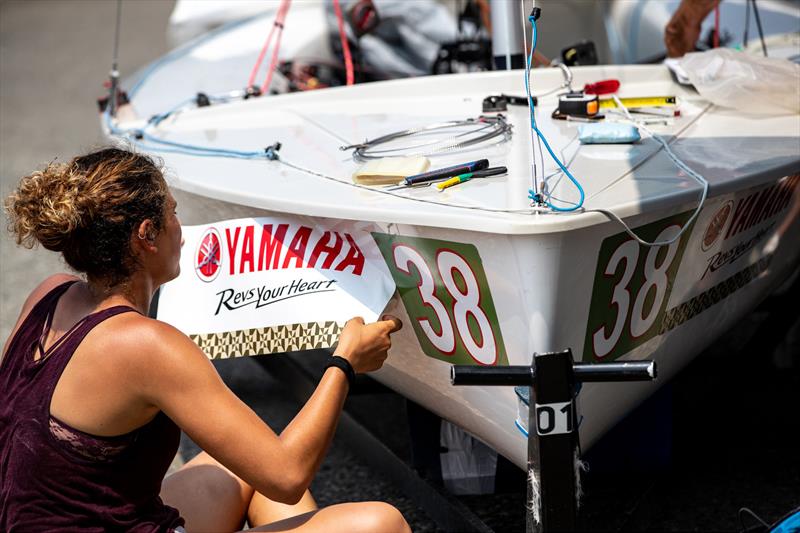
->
535 401 575 436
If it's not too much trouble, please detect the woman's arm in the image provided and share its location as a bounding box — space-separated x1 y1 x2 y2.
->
129 316 400 504
279 316 400 490
665 0 721 57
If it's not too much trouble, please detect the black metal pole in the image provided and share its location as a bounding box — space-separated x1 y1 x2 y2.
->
451 361 655 385
451 354 656 533
529 350 578 532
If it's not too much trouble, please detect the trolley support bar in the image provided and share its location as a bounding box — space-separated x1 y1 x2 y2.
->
451 361 655 385
450 350 656 533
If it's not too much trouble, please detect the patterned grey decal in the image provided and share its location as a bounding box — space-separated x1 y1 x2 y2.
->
190 321 343 359
660 255 772 333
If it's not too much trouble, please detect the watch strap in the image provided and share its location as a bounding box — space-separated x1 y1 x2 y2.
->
325 355 355 387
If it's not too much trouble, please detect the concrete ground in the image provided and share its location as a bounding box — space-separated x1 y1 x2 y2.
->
2 1 798 531
0 0 175 340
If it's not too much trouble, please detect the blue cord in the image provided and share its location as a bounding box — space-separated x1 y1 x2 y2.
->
104 109 270 161
525 16 585 212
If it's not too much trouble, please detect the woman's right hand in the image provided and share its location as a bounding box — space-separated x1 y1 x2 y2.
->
334 315 402 374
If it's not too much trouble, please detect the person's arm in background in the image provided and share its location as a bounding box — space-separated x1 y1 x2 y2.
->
665 0 721 57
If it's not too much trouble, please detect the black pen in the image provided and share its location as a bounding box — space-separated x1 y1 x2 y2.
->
403 159 490 186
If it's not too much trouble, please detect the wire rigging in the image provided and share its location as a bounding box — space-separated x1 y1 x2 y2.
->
524 10 585 212
588 95 709 248
339 116 512 161
750 0 768 57
108 0 123 117
743 0 750 48
333 0 355 86
247 0 292 92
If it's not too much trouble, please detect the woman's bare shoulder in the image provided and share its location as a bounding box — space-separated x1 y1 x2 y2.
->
22 273 81 313
100 313 220 407
101 312 194 354
2 273 81 361
9 273 79 334
100 313 211 373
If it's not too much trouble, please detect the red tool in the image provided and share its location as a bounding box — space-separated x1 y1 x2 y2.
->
583 79 620 95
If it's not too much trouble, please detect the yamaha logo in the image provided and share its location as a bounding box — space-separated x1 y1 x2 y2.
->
702 201 733 251
195 227 222 282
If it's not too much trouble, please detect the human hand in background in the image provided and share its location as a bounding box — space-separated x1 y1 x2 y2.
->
665 0 720 57
334 315 402 373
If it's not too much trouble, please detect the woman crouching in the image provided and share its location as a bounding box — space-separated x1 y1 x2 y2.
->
0 148 409 533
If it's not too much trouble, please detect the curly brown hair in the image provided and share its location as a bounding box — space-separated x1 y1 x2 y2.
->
5 148 169 286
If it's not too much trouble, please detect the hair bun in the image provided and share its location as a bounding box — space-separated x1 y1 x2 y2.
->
5 147 167 285
5 161 90 252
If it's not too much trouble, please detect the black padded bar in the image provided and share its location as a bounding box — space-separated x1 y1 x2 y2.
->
572 361 656 382
451 361 655 386
450 365 533 386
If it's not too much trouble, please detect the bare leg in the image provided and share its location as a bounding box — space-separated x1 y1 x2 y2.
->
161 451 251 532
248 488 316 526
161 452 315 532
245 502 411 533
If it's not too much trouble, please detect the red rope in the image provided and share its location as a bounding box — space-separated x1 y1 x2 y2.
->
713 5 720 48
333 0 354 86
247 0 291 91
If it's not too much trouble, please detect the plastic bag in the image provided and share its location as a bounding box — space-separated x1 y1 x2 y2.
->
679 48 800 115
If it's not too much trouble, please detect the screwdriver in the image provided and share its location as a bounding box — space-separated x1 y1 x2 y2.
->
437 166 507 192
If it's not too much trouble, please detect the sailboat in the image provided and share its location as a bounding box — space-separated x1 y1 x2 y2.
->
103 0 800 470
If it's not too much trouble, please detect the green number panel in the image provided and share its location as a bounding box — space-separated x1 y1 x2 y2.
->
584 211 695 362
373 233 508 366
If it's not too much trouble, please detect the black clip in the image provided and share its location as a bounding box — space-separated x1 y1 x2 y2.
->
245 86 262 99
265 142 282 160
196 92 211 107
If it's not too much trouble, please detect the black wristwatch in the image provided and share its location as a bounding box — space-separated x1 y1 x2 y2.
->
325 355 356 387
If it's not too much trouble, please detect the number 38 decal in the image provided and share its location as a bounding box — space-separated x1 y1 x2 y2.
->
584 211 695 362
372 233 508 366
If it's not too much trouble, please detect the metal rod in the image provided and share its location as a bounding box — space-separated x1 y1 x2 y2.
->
572 361 656 382
108 0 123 117
451 365 533 385
451 360 655 386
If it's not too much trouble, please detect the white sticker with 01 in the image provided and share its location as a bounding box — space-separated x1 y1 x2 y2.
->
535 401 575 436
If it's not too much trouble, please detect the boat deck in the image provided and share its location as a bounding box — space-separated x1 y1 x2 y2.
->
126 63 800 234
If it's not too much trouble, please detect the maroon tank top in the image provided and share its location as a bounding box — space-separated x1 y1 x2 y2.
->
0 281 184 532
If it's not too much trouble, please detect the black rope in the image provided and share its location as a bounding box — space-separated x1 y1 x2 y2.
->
743 0 750 48
751 0 768 57
738 507 770 531
112 0 122 72
108 0 123 116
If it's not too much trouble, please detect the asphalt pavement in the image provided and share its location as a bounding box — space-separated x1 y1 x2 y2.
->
1 2 798 531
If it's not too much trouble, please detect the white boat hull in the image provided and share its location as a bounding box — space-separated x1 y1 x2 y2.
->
109 11 800 466
171 170 800 468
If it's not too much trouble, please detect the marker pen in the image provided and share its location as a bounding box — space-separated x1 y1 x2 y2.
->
404 159 489 186
437 166 508 191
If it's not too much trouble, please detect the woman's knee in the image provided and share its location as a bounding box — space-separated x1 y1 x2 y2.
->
349 502 410 533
